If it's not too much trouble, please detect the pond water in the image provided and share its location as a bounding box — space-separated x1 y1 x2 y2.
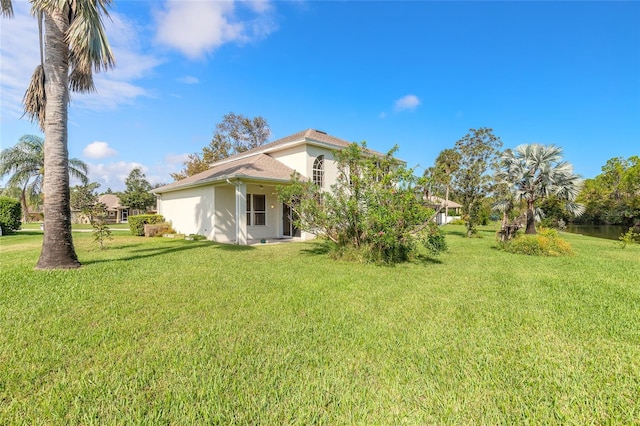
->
564 224 636 241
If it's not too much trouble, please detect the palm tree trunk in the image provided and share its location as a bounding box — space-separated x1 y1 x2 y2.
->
525 201 536 235
36 8 80 269
20 188 30 223
444 185 450 223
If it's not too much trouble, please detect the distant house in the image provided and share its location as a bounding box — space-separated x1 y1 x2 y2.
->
425 195 462 225
71 194 152 224
152 129 392 245
98 194 131 224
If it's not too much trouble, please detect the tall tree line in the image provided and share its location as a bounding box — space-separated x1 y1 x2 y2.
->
577 156 640 226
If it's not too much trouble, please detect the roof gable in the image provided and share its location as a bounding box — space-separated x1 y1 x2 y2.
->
214 129 359 166
153 129 396 194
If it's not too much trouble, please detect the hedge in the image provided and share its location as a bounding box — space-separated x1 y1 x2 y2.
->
128 214 165 236
0 196 21 235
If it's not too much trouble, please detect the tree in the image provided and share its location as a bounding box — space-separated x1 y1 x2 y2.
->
0 196 22 235
120 168 155 214
70 182 100 222
577 156 640 226
430 148 461 220
0 135 88 223
91 202 112 250
451 128 503 237
171 113 270 180
278 143 447 263
2 1 115 269
496 144 584 235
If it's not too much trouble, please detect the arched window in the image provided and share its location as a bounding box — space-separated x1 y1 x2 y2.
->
313 155 324 187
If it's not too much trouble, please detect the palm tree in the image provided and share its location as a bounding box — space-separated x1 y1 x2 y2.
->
433 148 460 222
2 1 114 269
0 135 89 223
496 144 585 234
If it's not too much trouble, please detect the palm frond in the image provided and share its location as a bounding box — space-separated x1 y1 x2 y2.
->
564 201 586 217
1 0 13 17
68 157 89 184
22 65 46 131
67 0 116 73
68 65 95 92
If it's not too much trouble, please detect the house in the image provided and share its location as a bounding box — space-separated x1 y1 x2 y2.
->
425 195 462 225
152 129 386 245
71 194 151 224
98 194 132 224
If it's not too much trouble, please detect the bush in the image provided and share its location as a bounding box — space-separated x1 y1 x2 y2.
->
128 214 165 236
278 142 448 264
499 228 573 256
0 196 21 235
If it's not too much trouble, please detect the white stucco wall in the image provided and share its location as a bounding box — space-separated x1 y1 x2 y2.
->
157 186 215 239
306 145 338 189
245 183 281 240
269 145 308 178
214 185 236 243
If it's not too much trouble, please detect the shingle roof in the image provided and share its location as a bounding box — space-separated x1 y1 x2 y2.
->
154 129 393 194
153 154 296 193
98 193 123 210
215 128 360 166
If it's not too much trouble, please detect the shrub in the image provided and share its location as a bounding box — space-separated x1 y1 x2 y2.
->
128 214 165 236
618 227 640 249
499 228 573 256
278 142 447 264
144 222 175 237
0 196 21 235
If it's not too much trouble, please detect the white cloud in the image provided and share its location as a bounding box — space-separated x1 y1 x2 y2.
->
394 94 421 112
84 154 188 191
177 76 199 85
86 161 146 192
165 153 191 165
154 0 277 59
0 3 160 120
0 2 40 121
83 141 118 159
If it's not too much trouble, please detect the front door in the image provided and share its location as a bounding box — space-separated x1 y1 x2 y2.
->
121 208 129 223
282 203 299 237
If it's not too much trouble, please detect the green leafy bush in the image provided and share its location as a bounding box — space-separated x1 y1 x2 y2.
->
618 227 640 249
0 196 21 235
128 214 165 236
278 142 447 263
499 227 573 256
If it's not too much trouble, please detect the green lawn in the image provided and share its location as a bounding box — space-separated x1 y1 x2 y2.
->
19 222 131 231
1 226 638 423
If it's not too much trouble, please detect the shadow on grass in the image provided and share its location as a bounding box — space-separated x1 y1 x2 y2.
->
82 240 253 265
444 230 467 238
299 241 332 256
413 254 444 265
12 230 43 236
216 243 255 252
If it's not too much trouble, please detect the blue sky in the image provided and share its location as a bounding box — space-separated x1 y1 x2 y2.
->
1 0 639 192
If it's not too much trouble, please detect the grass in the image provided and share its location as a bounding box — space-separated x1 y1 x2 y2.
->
1 225 639 423
19 222 131 231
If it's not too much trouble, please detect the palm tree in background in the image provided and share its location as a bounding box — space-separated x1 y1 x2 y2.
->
1 135 89 223
433 148 461 221
1 1 115 269
496 144 585 234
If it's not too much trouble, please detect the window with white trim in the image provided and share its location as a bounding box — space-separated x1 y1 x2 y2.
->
246 193 266 226
313 155 324 187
